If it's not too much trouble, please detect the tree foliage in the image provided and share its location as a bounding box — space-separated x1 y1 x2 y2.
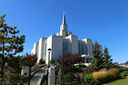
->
56 69 62 85
72 64 86 73
25 54 37 67
102 47 112 68
57 54 81 73
7 56 24 74
88 42 113 72
62 72 79 85
39 58 45 64
50 58 55 64
82 74 95 85
91 41 103 71
24 54 37 85
0 14 25 85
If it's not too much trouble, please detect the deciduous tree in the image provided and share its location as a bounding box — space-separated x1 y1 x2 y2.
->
57 54 81 73
25 54 37 85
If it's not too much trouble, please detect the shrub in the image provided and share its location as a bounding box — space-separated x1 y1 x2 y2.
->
50 58 55 64
39 58 45 64
120 71 128 78
82 74 95 85
63 72 78 85
107 68 119 80
92 68 119 84
72 64 86 73
93 69 108 84
31 66 38 72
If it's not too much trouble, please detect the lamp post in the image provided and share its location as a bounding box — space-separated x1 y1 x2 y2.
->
47 48 51 85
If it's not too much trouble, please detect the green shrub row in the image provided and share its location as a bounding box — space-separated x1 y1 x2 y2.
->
120 71 128 78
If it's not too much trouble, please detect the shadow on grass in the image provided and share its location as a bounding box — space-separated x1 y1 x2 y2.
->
103 77 128 85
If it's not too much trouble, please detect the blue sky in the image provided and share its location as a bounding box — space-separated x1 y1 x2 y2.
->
0 0 128 63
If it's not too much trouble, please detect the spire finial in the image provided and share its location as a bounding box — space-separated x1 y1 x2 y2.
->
62 11 66 25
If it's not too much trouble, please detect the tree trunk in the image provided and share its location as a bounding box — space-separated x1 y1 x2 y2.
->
28 66 31 85
1 42 5 85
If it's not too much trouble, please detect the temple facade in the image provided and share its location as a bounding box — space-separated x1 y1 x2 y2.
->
31 12 95 64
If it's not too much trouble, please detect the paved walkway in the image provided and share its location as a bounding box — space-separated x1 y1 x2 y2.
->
30 67 47 85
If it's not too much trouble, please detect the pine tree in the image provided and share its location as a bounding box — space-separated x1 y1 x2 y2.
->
103 47 112 68
0 14 25 85
92 41 103 71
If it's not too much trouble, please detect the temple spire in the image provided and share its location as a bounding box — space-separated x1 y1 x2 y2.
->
59 11 68 37
62 11 66 25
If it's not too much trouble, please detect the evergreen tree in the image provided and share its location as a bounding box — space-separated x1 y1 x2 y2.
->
92 41 103 71
39 58 45 64
50 58 55 64
103 47 112 68
62 72 77 85
0 14 25 85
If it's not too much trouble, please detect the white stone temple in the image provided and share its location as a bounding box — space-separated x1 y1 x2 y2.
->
31 12 95 64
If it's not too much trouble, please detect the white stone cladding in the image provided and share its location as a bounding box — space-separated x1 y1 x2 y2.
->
46 35 52 64
82 38 93 56
38 37 47 63
51 35 63 63
31 42 39 55
31 12 96 64
67 35 78 54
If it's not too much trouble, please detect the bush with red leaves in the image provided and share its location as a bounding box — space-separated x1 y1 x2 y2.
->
57 53 82 73
25 54 37 67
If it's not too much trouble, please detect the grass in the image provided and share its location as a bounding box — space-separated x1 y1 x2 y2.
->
103 77 128 85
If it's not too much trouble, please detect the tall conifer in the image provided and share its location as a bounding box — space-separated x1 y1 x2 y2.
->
0 14 25 85
92 41 103 71
103 47 112 68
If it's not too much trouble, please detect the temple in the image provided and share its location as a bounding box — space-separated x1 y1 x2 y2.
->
31 12 97 65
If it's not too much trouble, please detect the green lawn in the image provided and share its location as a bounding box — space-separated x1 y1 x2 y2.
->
103 77 128 85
